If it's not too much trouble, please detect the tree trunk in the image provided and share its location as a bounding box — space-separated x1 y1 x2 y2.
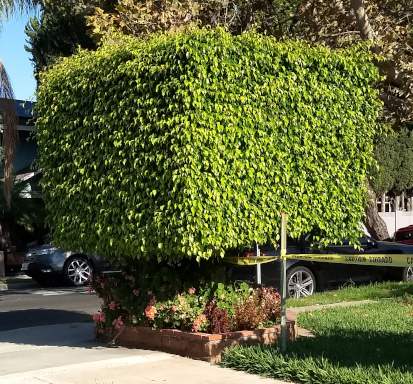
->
349 1 389 239
364 184 389 240
350 0 374 40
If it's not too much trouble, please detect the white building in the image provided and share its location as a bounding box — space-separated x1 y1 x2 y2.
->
377 194 413 237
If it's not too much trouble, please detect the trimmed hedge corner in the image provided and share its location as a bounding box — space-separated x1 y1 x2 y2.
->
36 28 381 262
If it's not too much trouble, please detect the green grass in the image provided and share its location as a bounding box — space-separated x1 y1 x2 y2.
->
222 297 413 384
287 281 413 307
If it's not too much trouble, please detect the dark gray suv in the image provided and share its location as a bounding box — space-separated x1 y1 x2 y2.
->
21 244 109 286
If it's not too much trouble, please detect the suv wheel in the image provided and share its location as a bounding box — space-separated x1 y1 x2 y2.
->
287 266 316 298
403 267 413 282
65 257 93 286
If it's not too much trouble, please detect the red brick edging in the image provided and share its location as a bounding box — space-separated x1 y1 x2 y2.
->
112 321 295 363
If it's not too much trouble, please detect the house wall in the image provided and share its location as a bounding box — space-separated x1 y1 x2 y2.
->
378 211 413 238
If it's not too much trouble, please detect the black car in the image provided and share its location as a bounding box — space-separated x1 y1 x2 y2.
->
228 236 413 298
21 244 110 286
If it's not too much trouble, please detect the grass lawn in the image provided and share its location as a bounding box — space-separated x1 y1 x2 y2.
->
222 296 413 383
287 281 413 307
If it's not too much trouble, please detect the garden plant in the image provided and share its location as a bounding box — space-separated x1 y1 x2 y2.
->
92 265 281 336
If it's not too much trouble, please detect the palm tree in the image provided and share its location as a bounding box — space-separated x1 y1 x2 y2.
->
0 62 17 276
0 0 37 19
0 0 40 275
0 0 38 206
0 62 17 208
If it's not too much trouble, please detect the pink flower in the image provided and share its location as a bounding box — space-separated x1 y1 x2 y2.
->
188 287 196 295
144 305 157 320
132 289 140 296
171 305 178 313
112 316 124 330
108 301 118 311
92 311 105 323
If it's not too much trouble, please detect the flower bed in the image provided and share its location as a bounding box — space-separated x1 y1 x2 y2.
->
91 265 293 361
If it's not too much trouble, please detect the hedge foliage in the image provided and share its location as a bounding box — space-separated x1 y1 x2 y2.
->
36 29 382 261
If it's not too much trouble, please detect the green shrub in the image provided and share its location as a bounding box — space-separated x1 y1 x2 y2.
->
36 28 381 261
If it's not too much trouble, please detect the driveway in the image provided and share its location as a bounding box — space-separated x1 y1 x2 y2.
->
0 281 288 384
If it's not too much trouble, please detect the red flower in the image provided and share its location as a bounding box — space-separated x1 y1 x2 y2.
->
108 301 118 311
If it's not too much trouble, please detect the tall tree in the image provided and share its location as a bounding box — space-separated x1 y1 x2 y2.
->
291 0 412 127
0 63 17 208
88 0 299 39
345 0 409 239
25 0 116 77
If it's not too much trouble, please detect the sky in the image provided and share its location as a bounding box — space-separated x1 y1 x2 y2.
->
0 12 37 101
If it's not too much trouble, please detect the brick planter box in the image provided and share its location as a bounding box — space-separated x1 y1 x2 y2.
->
112 321 295 363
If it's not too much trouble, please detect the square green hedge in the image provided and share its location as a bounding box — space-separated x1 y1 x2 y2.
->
36 29 381 261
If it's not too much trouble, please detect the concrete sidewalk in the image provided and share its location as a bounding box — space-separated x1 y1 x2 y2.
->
0 322 290 384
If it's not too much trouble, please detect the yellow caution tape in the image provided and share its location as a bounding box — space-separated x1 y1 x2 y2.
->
224 256 278 265
289 253 413 268
224 254 413 267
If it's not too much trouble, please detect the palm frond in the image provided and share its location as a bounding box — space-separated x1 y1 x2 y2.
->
0 0 37 19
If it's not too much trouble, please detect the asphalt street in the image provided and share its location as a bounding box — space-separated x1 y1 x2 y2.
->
0 283 100 331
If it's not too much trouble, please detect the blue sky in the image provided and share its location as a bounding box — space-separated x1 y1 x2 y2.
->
0 12 37 101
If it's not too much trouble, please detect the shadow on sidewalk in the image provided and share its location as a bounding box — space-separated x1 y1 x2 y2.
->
0 309 92 332
0 309 100 348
